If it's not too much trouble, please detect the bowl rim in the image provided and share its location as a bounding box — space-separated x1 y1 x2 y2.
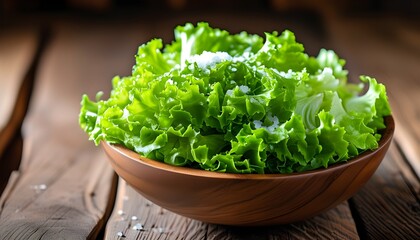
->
103 115 394 180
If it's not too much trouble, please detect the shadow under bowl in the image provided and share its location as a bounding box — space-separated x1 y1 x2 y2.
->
102 115 394 226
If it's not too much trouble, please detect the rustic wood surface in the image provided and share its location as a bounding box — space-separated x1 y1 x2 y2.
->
0 27 42 194
0 21 145 239
105 179 358 240
0 28 37 135
0 10 419 240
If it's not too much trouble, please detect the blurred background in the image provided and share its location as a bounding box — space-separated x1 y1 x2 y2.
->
1 0 419 54
1 0 420 16
2 0 419 63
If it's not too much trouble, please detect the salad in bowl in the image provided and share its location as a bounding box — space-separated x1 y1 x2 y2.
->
80 22 391 174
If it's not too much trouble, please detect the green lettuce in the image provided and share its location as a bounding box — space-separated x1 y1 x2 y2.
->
79 22 391 173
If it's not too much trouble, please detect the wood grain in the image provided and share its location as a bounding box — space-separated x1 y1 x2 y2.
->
105 179 359 240
349 143 420 240
0 20 151 239
0 28 37 136
0 27 42 195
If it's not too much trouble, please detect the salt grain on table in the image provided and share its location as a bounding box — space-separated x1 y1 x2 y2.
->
31 184 47 193
132 223 144 231
152 227 167 234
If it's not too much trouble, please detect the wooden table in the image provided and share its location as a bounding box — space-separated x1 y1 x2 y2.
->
0 10 419 239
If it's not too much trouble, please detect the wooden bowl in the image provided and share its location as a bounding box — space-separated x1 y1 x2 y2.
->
102 116 394 226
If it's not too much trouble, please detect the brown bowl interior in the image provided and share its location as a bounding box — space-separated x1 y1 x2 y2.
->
102 115 394 226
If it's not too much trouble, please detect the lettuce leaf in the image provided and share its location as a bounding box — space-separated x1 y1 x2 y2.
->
79 22 391 173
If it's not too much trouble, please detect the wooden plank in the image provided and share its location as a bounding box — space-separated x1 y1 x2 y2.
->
105 179 358 240
324 15 420 239
0 28 37 135
0 20 152 239
0 28 41 195
349 143 420 239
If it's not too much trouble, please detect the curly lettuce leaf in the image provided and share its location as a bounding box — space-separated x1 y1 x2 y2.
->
79 22 391 173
